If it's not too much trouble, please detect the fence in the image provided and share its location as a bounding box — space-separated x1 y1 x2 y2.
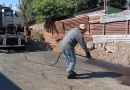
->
30 14 130 42
54 16 89 34
89 21 130 35
53 16 89 40
62 16 89 31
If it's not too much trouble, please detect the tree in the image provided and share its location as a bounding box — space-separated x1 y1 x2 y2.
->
17 0 128 23
101 0 127 8
98 0 104 6
33 0 73 22
127 0 130 9
108 0 127 6
97 0 127 8
66 0 99 13
17 0 35 21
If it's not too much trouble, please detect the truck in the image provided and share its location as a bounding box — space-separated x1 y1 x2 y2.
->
0 5 31 48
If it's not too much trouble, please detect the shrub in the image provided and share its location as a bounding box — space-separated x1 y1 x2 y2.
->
32 32 45 42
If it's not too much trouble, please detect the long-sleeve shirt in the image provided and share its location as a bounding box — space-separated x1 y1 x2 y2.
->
60 28 89 54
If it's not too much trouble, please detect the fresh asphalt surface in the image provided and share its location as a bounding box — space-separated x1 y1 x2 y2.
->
0 48 130 90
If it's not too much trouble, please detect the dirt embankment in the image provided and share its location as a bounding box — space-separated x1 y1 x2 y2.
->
51 41 130 69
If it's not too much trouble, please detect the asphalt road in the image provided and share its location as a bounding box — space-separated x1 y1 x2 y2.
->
0 49 130 90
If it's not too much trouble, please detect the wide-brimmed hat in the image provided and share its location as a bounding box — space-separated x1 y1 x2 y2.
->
79 24 86 29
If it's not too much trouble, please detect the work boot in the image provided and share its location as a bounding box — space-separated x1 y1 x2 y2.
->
67 72 76 79
67 74 76 79
72 71 77 75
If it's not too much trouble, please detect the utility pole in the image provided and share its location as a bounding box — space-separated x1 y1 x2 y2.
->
104 0 107 14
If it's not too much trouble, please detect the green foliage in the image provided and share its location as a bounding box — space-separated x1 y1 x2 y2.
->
32 32 45 42
108 0 127 6
17 0 35 20
98 0 104 6
68 0 99 13
17 0 128 22
33 0 73 22
107 0 127 9
99 0 127 9
88 0 99 9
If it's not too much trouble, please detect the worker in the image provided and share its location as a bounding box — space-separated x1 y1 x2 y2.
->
60 24 91 79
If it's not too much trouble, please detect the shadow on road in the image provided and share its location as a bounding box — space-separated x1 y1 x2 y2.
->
75 72 122 79
0 41 52 54
0 45 50 54
0 73 21 90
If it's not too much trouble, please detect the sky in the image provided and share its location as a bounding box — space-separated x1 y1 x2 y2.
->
0 0 19 11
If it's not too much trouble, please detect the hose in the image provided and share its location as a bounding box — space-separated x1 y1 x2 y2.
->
22 51 62 66
22 51 92 72
49 52 62 66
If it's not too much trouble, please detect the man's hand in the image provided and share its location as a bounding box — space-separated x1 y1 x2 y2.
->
86 52 91 59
